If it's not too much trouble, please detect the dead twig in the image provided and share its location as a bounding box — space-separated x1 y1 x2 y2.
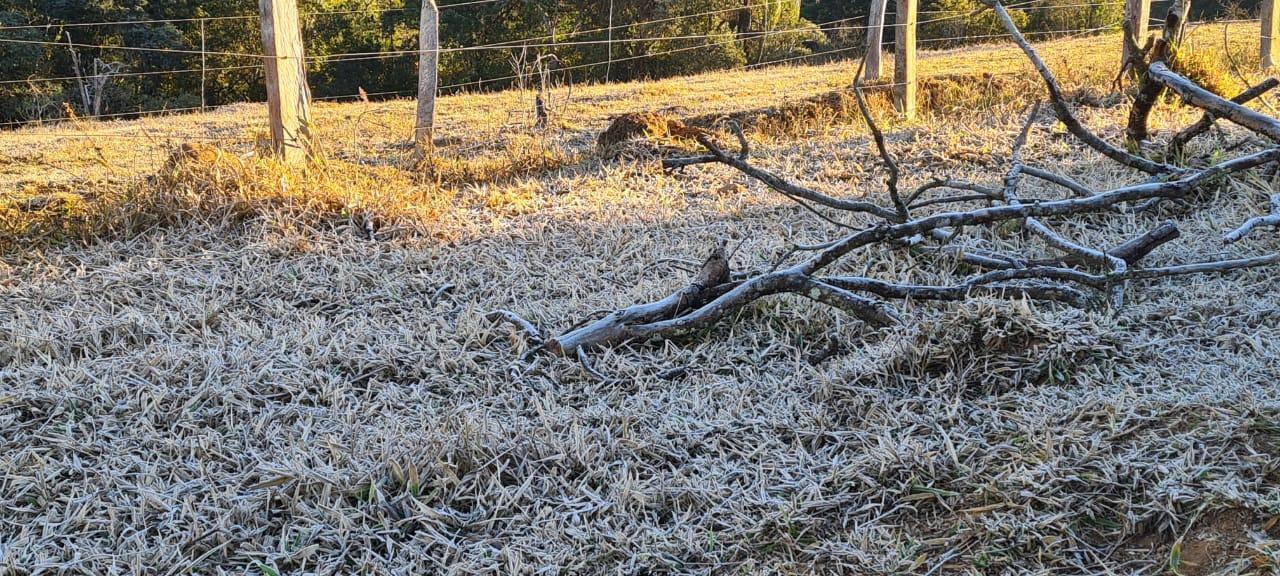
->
1224 194 1280 243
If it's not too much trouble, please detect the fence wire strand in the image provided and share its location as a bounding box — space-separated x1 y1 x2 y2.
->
0 1 1264 128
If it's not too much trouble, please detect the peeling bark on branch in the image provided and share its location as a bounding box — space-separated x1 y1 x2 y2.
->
1168 78 1280 156
1147 63 1280 143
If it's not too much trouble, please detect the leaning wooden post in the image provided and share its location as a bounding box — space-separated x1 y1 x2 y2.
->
415 0 439 156
1123 0 1151 66
1264 0 1279 69
259 0 313 163
893 0 917 119
864 0 889 81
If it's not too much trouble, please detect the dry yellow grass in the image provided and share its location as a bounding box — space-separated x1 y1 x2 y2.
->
1 22 1279 575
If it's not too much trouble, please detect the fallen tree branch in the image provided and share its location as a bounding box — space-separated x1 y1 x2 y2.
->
544 147 1279 354
493 3 1280 360
985 0 1179 175
486 310 545 348
665 129 903 222
1224 194 1280 243
1168 78 1280 157
1034 221 1182 267
824 273 1092 306
1148 62 1280 143
1021 166 1095 198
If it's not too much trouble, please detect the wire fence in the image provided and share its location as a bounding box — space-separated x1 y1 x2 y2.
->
0 0 1263 130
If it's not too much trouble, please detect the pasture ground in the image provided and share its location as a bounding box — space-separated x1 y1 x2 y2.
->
2 23 1279 575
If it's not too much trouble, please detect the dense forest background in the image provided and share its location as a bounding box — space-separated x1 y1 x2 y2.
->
0 0 1261 124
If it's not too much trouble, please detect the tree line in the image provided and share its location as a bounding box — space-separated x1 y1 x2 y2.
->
0 0 1258 125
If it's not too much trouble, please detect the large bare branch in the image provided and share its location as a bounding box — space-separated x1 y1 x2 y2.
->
494 6 1280 359
1147 62 1280 143
1168 78 1280 157
984 0 1179 175
541 147 1278 354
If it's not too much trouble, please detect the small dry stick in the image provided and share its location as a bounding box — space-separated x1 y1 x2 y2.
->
1224 194 1280 243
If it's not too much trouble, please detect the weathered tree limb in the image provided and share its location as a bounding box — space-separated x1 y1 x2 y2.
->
853 59 909 221
1147 63 1280 143
493 6 1280 360
1119 253 1280 279
909 193 1000 210
1021 166 1096 198
1032 221 1181 268
1168 78 1280 157
547 269 898 354
823 273 1093 306
907 179 1003 208
1224 194 1280 243
664 130 903 222
545 246 740 355
985 0 1179 175
956 222 1181 271
795 276 904 325
1126 0 1190 145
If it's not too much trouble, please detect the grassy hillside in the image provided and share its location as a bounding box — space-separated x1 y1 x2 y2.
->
2 22 1278 575
0 22 1264 248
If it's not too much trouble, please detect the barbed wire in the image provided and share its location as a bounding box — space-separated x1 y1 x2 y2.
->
0 64 262 86
0 0 1082 61
0 2 1261 128
0 11 1191 137
0 0 506 32
315 0 1136 62
0 13 1130 125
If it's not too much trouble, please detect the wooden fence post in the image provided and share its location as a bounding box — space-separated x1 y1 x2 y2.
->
1265 0 1279 69
605 0 614 82
864 0 888 81
259 0 313 163
894 0 917 119
1123 0 1150 65
415 0 439 156
199 18 207 112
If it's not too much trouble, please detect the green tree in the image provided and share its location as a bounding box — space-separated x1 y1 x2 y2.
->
923 0 1030 48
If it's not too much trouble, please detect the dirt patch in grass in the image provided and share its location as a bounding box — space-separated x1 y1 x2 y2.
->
1177 510 1257 576
1127 508 1276 575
